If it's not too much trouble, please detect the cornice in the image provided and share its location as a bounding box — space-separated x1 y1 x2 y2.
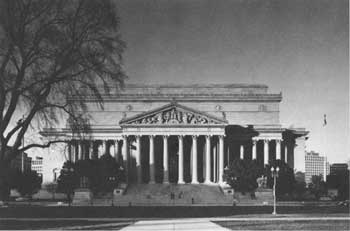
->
71 93 282 103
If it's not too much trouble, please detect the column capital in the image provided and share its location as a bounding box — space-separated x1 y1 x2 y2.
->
276 139 282 144
192 135 198 140
148 135 155 139
162 135 169 139
205 135 212 139
177 135 184 139
264 139 270 143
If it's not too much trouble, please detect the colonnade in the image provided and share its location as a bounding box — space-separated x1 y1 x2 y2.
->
67 135 286 185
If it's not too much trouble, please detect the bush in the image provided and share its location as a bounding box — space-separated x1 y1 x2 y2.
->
224 159 264 194
11 170 42 198
56 161 77 204
265 160 295 198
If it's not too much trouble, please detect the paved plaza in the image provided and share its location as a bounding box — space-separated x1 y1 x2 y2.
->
0 214 349 230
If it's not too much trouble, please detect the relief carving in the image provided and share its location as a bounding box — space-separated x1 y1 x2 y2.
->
129 107 219 125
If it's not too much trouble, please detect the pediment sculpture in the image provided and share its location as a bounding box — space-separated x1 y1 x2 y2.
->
128 107 220 125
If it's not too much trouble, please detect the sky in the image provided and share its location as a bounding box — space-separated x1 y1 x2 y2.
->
114 0 349 166
31 0 349 181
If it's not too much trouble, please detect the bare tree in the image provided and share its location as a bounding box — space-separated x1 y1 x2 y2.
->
0 0 126 199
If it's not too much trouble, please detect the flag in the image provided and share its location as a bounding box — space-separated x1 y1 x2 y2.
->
323 114 327 126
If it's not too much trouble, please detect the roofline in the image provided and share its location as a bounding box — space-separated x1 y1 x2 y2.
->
120 102 228 125
122 83 269 89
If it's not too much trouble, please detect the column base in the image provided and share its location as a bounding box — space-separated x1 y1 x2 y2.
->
148 181 156 184
163 181 170 184
178 180 185 184
191 180 199 184
204 180 213 185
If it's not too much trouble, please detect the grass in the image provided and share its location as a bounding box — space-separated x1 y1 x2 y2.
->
0 220 133 230
214 220 350 230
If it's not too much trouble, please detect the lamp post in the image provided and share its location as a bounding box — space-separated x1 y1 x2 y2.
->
271 166 279 215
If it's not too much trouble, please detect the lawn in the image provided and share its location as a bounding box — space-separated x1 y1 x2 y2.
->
0 219 133 230
214 219 350 230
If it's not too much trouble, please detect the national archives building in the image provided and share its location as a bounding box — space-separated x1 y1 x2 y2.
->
42 84 308 185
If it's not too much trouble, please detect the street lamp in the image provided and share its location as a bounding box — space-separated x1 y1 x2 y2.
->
270 166 280 215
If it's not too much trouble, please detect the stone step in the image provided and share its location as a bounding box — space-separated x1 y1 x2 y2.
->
111 184 234 206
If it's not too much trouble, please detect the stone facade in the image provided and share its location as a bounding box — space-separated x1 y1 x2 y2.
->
42 84 308 185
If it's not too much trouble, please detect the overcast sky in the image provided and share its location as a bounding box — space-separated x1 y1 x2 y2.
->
113 0 349 166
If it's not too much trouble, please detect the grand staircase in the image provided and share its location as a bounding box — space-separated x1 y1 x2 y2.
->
93 184 234 206
88 185 274 206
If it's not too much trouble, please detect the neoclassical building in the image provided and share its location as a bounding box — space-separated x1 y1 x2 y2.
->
43 84 308 185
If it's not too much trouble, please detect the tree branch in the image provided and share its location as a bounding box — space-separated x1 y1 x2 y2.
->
19 139 67 152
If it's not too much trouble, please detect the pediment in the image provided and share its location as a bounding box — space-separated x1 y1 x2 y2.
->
120 103 227 126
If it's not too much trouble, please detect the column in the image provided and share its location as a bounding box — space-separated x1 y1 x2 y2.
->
163 135 169 184
276 139 281 160
72 141 77 162
101 140 107 156
218 135 224 184
284 144 288 163
240 145 244 159
122 136 128 183
252 140 257 160
178 135 185 184
114 140 119 162
89 140 93 159
213 143 217 182
68 141 72 162
149 135 155 184
205 135 211 184
264 139 269 165
191 135 199 184
135 136 142 184
78 141 82 160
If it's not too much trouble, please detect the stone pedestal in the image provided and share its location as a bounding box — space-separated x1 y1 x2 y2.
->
72 188 93 205
113 183 128 196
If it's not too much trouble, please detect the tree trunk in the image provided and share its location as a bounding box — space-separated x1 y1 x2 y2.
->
0 162 11 201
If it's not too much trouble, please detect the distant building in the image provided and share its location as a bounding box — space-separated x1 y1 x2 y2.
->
330 163 348 175
31 156 43 177
305 151 330 185
11 152 32 172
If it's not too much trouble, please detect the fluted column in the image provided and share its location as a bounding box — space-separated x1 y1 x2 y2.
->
264 139 269 165
135 136 142 183
284 144 288 163
252 140 257 160
89 141 94 159
178 135 185 184
114 140 119 162
78 141 82 160
72 141 77 162
68 141 72 162
100 140 107 157
149 135 155 184
276 139 281 160
205 135 211 184
122 136 129 183
218 135 224 184
240 145 244 159
213 143 217 182
191 135 199 184
163 135 169 184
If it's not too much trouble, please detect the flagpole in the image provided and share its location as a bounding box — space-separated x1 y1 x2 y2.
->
323 114 327 182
